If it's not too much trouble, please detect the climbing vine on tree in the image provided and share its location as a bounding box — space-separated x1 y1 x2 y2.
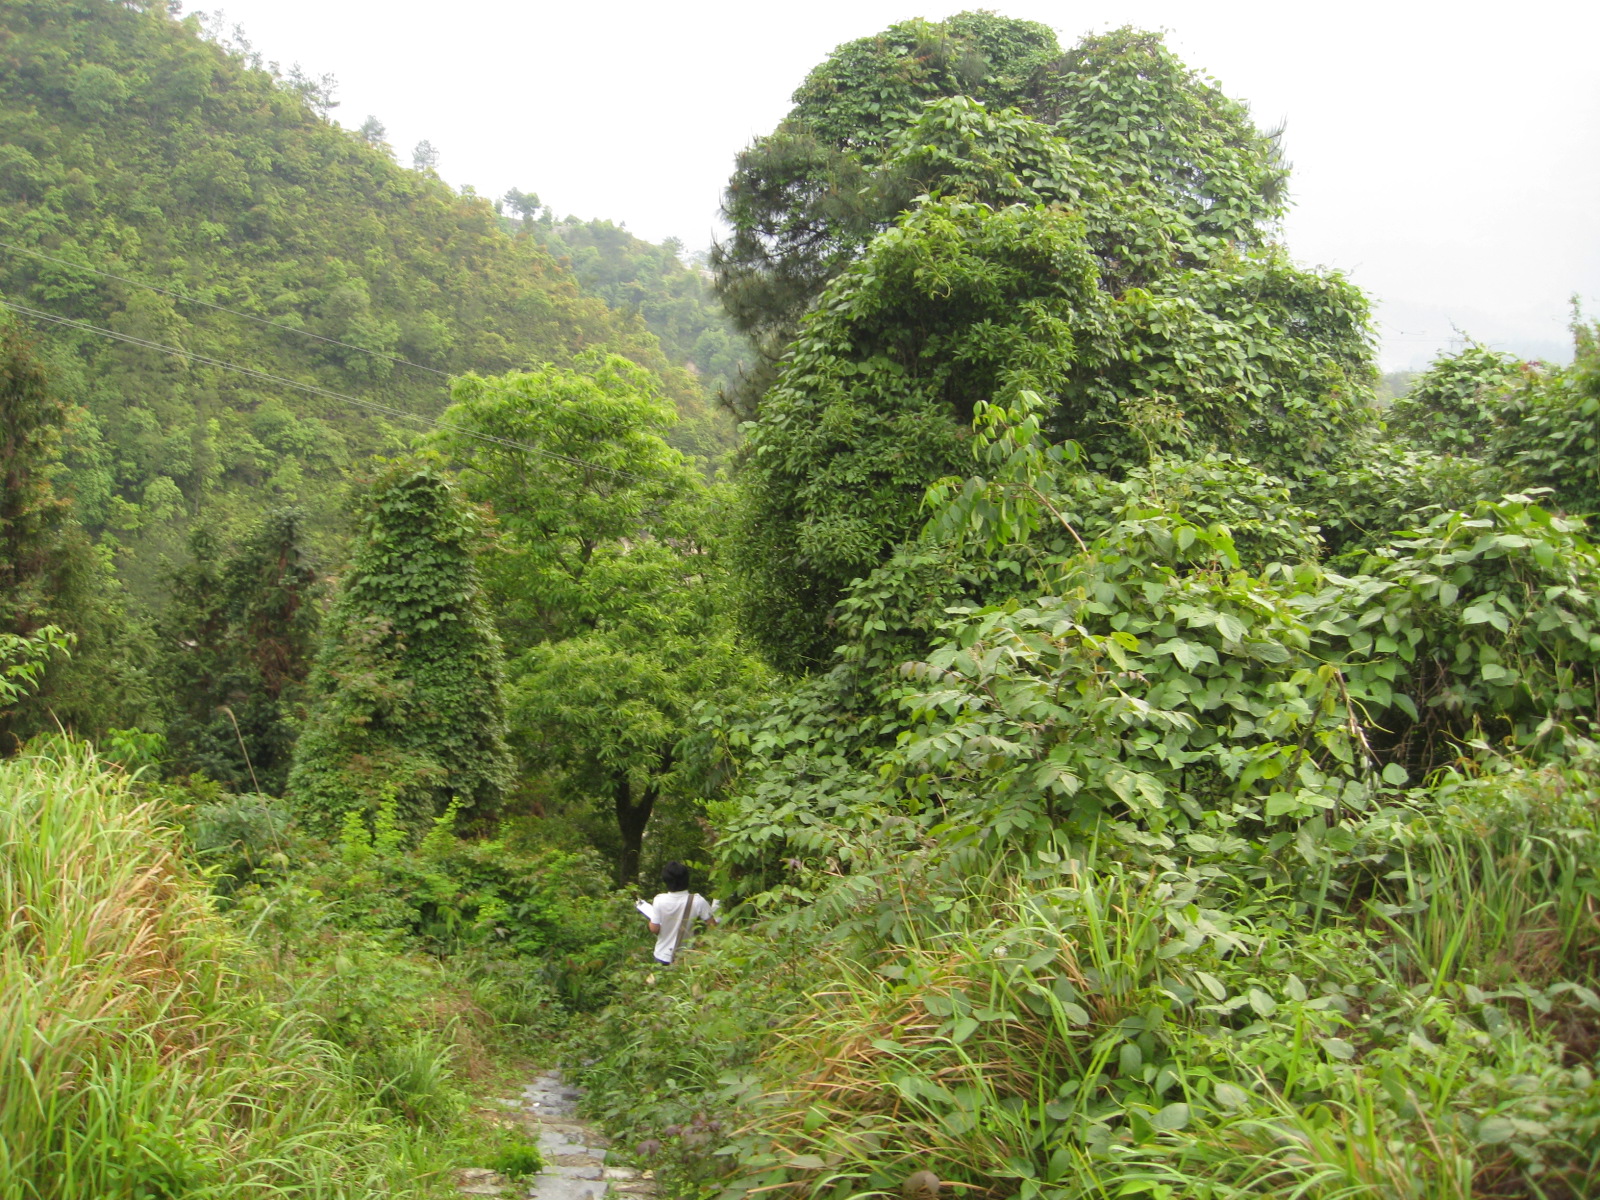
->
288 463 512 830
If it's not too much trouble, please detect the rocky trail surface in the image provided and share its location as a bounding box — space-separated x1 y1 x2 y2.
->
457 1070 655 1200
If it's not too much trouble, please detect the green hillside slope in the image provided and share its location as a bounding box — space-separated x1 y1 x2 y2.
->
519 213 752 407
0 0 717 594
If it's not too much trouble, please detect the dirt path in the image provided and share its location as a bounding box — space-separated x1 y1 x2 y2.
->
457 1070 655 1200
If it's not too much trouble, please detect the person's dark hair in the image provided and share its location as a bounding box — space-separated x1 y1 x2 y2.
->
662 860 690 891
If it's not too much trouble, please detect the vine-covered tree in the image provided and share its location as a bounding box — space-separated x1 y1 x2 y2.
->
733 197 1370 670
712 16 1290 420
287 464 512 829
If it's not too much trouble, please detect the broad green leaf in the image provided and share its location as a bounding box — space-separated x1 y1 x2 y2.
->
1476 1117 1516 1145
1151 1102 1190 1131
1247 988 1277 1017
1212 1082 1249 1110
1319 1037 1357 1061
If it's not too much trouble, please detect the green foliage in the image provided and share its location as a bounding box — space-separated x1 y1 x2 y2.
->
433 356 702 645
1352 495 1600 761
1297 434 1493 560
522 216 749 447
209 795 640 1127
1310 325 1600 557
1387 342 1528 456
712 16 1293 420
1495 318 1600 515
0 322 74 623
0 740 463 1198
188 790 293 891
157 508 320 792
315 798 629 969
288 464 511 830
716 399 1600 895
225 872 487 1130
0 0 717 600
0 622 71 710
484 1139 545 1182
736 187 1371 669
734 200 1105 670
712 12 1062 408
581 750 1600 1200
0 318 146 742
432 360 771 883
726 24 1373 668
570 926 819 1195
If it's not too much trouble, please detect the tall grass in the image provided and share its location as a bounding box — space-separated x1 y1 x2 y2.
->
0 742 452 1199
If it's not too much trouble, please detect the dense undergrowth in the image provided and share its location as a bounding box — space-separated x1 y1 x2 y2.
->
575 750 1600 1199
0 738 639 1198
5 7 1599 1199
0 741 458 1198
567 373 1600 1198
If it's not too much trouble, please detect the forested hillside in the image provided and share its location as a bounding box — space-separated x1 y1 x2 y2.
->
0 0 727 594
2 6 1598 1200
516 211 753 426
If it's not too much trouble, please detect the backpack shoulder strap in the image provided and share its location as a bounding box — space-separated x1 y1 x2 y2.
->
670 894 701 958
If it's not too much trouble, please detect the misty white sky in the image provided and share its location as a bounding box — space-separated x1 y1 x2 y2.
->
201 0 1599 372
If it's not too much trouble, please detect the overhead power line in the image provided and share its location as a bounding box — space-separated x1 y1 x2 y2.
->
0 239 451 379
0 295 642 481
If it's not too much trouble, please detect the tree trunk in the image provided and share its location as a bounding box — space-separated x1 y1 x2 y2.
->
612 746 673 888
614 773 652 888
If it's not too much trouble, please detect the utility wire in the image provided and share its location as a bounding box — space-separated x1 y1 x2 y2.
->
0 238 452 379
0 295 642 481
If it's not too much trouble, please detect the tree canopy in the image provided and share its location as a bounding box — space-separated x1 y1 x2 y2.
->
725 18 1371 668
431 359 769 882
712 15 1291 419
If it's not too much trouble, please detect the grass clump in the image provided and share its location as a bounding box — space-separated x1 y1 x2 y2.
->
484 1137 545 1181
0 740 457 1199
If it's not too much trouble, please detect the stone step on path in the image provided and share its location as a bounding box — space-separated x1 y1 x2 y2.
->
456 1070 655 1200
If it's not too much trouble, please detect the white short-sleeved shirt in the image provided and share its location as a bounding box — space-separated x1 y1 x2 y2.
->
651 890 713 964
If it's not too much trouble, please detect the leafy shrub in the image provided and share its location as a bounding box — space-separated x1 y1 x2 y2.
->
189 791 295 891
484 1138 545 1181
1495 318 1600 516
306 800 632 965
1349 495 1600 766
1297 435 1493 559
715 399 1600 893
1386 342 1528 456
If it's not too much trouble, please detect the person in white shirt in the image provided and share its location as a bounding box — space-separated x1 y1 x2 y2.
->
641 860 715 965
